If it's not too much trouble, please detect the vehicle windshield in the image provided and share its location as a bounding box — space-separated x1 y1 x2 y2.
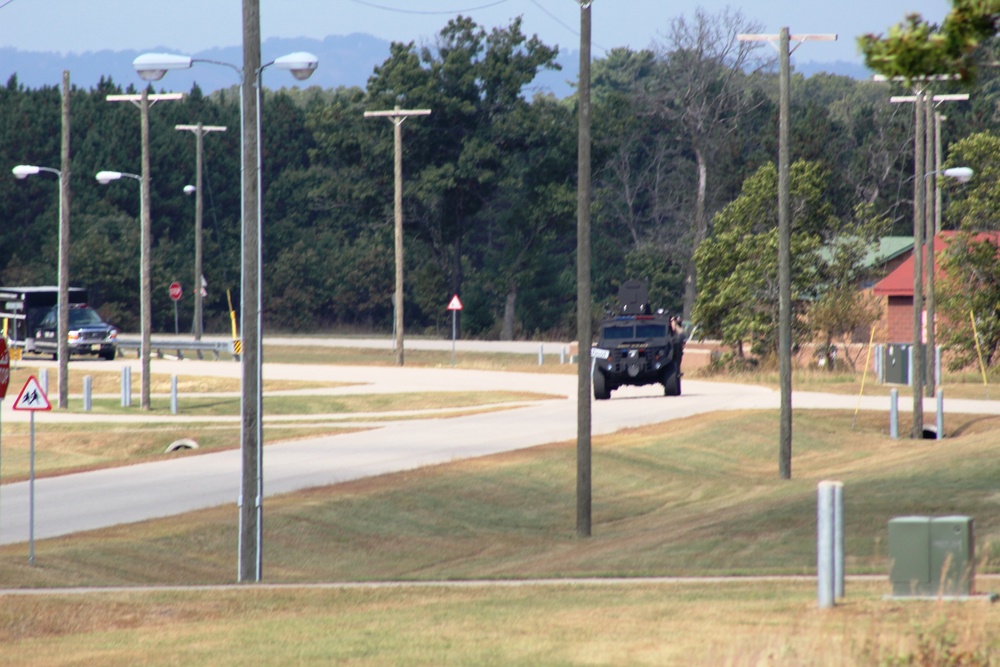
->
636 324 666 338
602 326 634 340
68 308 106 326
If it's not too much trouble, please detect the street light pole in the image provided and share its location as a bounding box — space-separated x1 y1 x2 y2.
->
133 40 317 585
364 106 431 367
176 123 227 341
107 90 183 410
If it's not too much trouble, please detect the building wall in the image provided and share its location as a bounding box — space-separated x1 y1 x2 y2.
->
885 296 915 343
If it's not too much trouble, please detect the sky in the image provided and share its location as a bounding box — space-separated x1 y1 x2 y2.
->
0 0 952 65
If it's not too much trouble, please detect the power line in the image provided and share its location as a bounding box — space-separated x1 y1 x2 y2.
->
0 0 17 10
346 0 509 15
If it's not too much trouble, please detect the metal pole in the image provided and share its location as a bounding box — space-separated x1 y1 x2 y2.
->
912 91 926 438
576 0 593 538
139 89 153 411
239 0 262 583
58 71 71 410
451 309 456 367
29 411 35 565
778 27 792 479
195 124 205 341
890 387 899 439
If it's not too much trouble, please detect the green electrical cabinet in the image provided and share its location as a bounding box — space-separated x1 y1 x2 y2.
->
884 344 910 385
888 515 975 597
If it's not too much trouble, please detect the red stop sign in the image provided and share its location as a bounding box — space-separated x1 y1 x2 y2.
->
169 282 183 301
0 337 9 401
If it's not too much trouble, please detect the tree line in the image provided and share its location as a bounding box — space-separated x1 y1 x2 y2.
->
1 10 999 364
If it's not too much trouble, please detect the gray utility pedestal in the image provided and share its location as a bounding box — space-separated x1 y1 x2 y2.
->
888 516 974 597
883 343 910 385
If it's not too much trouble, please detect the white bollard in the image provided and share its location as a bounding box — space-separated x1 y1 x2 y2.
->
171 375 178 415
83 375 92 412
936 387 944 440
833 481 844 600
538 344 544 366
817 480 842 609
560 346 566 365
39 369 48 396
889 388 899 440
121 366 132 407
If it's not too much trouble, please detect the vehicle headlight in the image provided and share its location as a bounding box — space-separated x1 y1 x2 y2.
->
109 329 118 340
68 331 80 342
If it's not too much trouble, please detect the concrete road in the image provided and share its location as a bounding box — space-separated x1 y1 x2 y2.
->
1 339 998 546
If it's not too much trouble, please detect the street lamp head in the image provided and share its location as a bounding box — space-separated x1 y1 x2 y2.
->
273 52 319 81
943 167 974 183
133 52 193 81
95 170 123 185
12 165 40 179
183 184 196 196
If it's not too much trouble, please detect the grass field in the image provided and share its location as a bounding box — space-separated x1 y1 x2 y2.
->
3 408 1000 664
3 349 1000 664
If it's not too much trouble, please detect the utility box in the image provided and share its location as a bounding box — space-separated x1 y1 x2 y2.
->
884 344 910 385
888 515 975 597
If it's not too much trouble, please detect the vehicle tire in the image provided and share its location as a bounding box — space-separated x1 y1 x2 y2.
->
593 369 611 400
51 353 57 361
663 364 680 397
100 348 116 361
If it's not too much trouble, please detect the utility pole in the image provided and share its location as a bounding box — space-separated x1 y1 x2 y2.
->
887 91 967 420
364 106 431 367
107 90 183 410
57 71 71 410
738 29 836 479
240 0 262 584
176 123 227 343
576 0 593 537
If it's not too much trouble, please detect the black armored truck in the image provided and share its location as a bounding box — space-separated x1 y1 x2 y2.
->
591 280 684 400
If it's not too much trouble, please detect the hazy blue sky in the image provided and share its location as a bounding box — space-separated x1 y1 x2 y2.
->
0 0 950 64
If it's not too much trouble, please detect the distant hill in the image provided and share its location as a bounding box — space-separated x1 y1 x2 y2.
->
0 35 875 98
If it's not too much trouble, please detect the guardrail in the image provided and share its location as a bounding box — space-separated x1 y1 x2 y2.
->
116 339 235 361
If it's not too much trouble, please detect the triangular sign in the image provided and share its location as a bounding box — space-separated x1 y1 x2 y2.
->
447 294 463 311
12 375 52 412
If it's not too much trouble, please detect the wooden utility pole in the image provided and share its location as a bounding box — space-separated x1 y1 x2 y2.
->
364 106 431 367
106 91 183 410
58 71 71 410
241 0 262 584
576 0 593 537
887 91 967 426
176 123 227 343
737 29 836 479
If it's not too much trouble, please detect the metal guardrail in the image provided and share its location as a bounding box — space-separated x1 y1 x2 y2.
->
116 339 235 361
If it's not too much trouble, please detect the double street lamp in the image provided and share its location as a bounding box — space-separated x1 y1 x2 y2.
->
132 48 318 582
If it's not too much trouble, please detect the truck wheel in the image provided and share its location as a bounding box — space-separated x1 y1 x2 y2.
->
593 369 611 400
100 348 116 361
663 364 680 397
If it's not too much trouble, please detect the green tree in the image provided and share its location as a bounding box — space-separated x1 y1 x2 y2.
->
693 161 834 358
942 131 1000 231
938 232 1000 369
858 0 1000 82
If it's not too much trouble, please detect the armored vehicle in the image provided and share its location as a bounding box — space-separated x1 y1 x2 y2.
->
592 280 684 400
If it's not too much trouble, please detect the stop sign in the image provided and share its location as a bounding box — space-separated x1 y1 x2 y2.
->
0 337 9 401
169 282 183 301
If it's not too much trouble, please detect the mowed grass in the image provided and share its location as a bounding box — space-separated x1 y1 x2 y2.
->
4 409 1000 664
4 410 1000 664
4 580 1000 666
4 410 1000 587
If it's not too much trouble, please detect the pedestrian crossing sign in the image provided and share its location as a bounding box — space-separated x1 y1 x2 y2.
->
12 376 52 411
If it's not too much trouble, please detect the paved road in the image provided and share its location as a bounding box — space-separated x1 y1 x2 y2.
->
1 339 998 545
